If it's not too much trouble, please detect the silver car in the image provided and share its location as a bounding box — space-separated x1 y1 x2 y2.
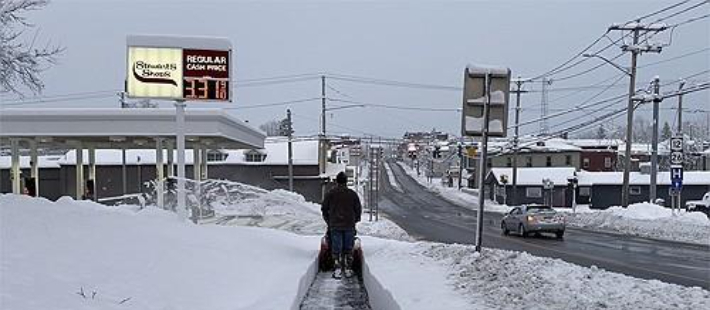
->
501 205 566 239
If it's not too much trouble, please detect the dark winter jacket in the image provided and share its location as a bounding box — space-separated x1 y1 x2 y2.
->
321 184 362 230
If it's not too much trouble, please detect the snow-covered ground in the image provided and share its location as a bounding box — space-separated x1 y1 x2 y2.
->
562 203 710 245
0 194 318 310
3 192 708 310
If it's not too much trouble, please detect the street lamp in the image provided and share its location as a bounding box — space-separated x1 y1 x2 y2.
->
567 173 578 213
324 104 366 112
582 54 631 76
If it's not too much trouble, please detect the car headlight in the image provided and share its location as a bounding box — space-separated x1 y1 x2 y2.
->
527 215 535 222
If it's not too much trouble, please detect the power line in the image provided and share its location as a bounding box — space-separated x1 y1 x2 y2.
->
631 0 696 22
223 97 321 110
330 98 459 112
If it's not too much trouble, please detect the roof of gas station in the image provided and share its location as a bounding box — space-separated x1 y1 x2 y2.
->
0 108 265 150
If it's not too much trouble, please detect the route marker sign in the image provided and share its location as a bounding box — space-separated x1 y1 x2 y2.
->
670 136 684 166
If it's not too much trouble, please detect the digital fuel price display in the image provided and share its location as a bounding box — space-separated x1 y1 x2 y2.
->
126 42 232 102
182 49 230 101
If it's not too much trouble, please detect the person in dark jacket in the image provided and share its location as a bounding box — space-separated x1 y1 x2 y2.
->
321 171 362 278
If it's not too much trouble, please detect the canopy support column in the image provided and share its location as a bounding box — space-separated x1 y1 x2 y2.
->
156 138 165 209
30 140 39 197
75 143 84 200
88 146 96 201
166 140 174 177
10 139 20 194
200 146 208 180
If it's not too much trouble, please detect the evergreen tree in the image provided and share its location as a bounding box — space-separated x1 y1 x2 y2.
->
661 122 672 141
595 125 607 139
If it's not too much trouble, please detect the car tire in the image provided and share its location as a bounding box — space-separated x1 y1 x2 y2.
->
518 224 527 238
501 221 509 235
556 231 564 239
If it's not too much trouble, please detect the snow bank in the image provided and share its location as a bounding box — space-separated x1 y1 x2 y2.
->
0 194 317 310
564 202 710 245
363 238 474 310
201 179 412 241
420 243 710 310
384 162 403 192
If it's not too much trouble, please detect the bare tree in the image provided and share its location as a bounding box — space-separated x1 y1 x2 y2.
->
0 0 62 95
259 119 282 136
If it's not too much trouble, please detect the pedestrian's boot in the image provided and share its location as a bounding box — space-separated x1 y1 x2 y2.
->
332 254 343 279
343 251 355 278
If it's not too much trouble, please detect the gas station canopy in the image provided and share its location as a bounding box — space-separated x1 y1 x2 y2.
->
0 108 265 149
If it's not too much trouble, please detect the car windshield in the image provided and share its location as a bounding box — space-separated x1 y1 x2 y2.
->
527 205 554 213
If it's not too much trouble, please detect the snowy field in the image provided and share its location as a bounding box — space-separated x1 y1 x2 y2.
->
397 161 710 245
563 203 710 245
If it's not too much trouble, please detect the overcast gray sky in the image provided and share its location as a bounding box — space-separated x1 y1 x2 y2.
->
3 0 709 139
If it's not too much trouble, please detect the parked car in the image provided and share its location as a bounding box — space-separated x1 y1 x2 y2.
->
501 205 566 239
686 192 710 218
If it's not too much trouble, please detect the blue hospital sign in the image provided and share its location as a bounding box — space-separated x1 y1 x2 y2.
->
671 166 683 190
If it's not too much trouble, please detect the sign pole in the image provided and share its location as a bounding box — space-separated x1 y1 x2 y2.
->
474 72 491 253
175 100 187 220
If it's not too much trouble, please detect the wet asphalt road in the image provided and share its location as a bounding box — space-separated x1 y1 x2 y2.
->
380 160 710 289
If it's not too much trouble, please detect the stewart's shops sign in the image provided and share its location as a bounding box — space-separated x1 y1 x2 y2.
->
126 35 231 101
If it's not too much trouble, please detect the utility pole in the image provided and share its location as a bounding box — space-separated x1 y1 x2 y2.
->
677 81 685 135
321 75 327 136
539 78 552 135
511 78 527 206
608 21 666 207
287 109 294 192
119 92 128 195
650 76 661 202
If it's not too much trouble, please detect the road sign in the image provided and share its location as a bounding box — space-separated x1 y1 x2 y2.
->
670 136 684 166
461 65 511 137
670 136 683 151
126 35 232 102
671 165 683 190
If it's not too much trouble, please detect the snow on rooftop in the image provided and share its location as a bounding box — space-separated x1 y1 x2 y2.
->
577 170 710 186
489 167 577 186
566 139 622 148
38 138 320 166
224 138 319 165
0 155 62 169
489 168 710 187
519 138 581 153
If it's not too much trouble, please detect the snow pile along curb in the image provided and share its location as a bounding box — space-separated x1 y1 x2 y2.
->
420 243 710 310
564 202 710 245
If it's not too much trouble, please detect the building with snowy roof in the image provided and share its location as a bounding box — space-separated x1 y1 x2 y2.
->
486 167 710 209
